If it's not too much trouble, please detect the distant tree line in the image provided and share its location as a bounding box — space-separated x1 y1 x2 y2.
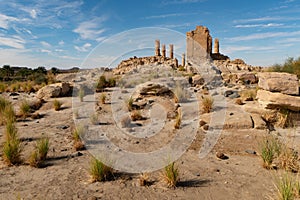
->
269 57 300 78
0 65 79 84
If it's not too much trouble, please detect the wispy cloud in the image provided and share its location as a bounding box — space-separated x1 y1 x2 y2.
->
162 0 207 5
40 41 52 48
0 35 25 49
144 12 196 20
74 43 92 52
233 16 283 23
222 45 276 54
229 30 300 41
234 23 283 28
73 17 107 41
0 14 19 29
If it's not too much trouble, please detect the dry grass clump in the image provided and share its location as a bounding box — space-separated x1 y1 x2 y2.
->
259 135 282 169
100 93 106 104
235 98 244 105
78 88 85 102
126 97 134 111
139 173 151 186
90 113 99 125
19 100 31 119
53 99 62 111
174 109 182 129
239 89 257 101
276 109 294 128
201 95 214 113
2 120 22 165
73 125 85 151
90 158 113 182
0 97 14 125
29 137 50 168
161 161 180 188
278 146 299 173
120 116 131 128
130 110 143 121
174 83 188 103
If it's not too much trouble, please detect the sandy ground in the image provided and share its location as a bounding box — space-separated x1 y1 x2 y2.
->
0 91 298 200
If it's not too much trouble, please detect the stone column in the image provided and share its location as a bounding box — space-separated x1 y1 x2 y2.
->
162 44 166 57
169 44 174 59
155 40 160 56
214 38 219 54
174 58 178 68
182 53 185 66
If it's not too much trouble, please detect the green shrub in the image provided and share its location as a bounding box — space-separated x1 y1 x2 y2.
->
259 135 282 169
162 162 179 188
268 57 300 78
275 173 294 200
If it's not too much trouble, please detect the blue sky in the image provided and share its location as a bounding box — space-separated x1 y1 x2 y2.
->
0 0 300 68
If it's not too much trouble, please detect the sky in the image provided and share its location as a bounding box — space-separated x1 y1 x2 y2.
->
0 0 300 68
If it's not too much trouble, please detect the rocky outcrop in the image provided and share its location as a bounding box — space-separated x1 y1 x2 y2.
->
113 56 178 75
257 90 300 111
258 72 299 95
37 82 71 99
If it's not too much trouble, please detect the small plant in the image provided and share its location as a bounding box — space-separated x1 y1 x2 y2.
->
100 93 106 104
29 137 49 167
19 100 31 119
275 173 294 200
174 110 181 129
126 97 134 111
239 89 257 101
0 97 14 125
201 95 214 113
278 146 299 173
5 120 18 141
36 137 49 161
130 110 143 121
162 161 179 188
174 82 188 103
53 99 62 111
73 125 85 150
276 109 293 128
2 138 22 165
259 135 282 169
235 98 244 105
120 116 131 128
139 173 151 186
78 88 85 102
90 158 113 182
90 113 99 125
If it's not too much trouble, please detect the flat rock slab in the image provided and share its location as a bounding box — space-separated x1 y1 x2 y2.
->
223 111 253 129
257 90 300 111
250 114 266 129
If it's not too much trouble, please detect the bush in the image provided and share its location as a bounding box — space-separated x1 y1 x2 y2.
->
29 137 49 167
53 99 62 111
90 158 113 182
259 135 282 169
268 57 300 78
201 96 214 113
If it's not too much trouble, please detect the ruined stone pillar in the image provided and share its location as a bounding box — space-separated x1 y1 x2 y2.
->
174 58 178 68
162 44 166 57
169 44 174 59
155 40 160 56
182 53 185 66
214 38 219 54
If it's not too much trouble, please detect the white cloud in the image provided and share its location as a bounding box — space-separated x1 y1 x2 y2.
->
0 35 25 49
40 41 52 48
0 14 19 29
58 40 65 46
30 9 37 19
162 0 207 5
228 30 300 41
74 43 92 52
40 49 51 53
222 45 276 54
73 17 107 41
234 23 283 28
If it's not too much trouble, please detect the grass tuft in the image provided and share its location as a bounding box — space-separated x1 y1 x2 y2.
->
53 99 62 111
73 125 85 151
162 161 179 188
201 95 214 113
90 158 113 182
259 135 282 169
19 100 31 119
2 138 22 165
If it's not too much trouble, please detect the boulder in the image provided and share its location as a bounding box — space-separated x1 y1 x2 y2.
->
223 111 253 129
257 90 300 111
258 72 299 95
135 82 171 96
192 75 205 86
37 82 71 99
238 73 258 84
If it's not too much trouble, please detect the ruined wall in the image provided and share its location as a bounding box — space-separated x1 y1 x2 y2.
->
186 26 212 63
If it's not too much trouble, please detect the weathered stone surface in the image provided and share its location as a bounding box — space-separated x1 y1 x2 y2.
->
258 72 299 95
37 82 71 99
223 111 253 129
251 114 266 129
132 82 172 101
257 90 300 111
192 75 205 86
238 73 258 84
